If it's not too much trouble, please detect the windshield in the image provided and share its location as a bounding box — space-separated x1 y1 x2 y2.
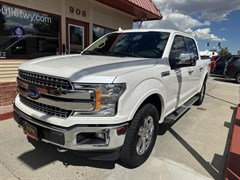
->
0 36 23 49
82 32 170 58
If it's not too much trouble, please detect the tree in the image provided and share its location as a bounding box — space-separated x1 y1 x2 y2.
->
219 47 231 56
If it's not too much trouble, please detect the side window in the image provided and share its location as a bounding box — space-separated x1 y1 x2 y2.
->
169 35 186 68
184 37 199 60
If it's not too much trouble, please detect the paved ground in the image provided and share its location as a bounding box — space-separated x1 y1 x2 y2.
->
0 104 13 121
0 76 239 180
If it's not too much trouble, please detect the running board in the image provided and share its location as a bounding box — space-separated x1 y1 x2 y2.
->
164 96 199 123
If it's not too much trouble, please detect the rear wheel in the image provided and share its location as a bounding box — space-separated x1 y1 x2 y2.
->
119 103 159 168
194 81 206 105
236 72 240 84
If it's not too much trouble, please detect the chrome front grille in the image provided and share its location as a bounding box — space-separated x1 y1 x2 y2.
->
20 96 72 118
19 70 72 90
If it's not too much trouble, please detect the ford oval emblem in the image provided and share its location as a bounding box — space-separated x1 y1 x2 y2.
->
26 86 40 99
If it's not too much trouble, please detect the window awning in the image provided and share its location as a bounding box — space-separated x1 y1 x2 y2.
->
96 0 162 21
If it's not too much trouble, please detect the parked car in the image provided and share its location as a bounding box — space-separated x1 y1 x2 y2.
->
200 55 211 71
210 55 218 72
199 51 218 73
211 55 232 75
224 55 240 83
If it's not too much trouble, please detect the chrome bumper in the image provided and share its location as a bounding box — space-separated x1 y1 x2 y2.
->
13 104 128 151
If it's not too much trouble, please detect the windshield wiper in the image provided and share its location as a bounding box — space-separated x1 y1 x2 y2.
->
104 51 142 58
82 50 143 58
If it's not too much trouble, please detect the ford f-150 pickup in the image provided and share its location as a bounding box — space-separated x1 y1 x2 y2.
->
13 29 209 168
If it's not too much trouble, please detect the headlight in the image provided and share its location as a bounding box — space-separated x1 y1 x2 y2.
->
73 83 126 116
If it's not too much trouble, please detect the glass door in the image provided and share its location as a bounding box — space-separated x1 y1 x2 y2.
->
68 24 84 54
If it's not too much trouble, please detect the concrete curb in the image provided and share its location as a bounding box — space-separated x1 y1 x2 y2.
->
0 104 13 121
225 104 240 180
0 111 13 121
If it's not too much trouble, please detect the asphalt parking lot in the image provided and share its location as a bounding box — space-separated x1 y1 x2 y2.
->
0 76 239 180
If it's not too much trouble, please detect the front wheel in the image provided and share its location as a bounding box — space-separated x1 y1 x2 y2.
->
236 72 240 84
119 103 159 168
194 81 206 105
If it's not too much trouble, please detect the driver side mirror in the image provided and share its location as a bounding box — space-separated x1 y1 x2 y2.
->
175 52 197 67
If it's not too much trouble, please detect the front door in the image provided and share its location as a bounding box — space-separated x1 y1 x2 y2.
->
66 18 89 54
165 35 198 115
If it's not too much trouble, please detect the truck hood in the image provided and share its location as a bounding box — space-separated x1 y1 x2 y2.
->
19 54 157 83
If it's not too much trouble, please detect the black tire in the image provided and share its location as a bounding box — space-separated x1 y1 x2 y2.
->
236 72 240 84
119 103 159 168
194 81 206 105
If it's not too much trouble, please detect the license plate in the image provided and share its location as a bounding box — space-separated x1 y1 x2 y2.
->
23 122 38 141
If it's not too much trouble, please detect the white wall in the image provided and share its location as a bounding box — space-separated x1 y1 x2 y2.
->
92 1 133 30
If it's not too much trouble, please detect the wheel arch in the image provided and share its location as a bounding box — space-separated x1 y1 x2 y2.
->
199 72 208 92
235 71 240 83
116 78 167 124
127 92 165 123
235 71 240 78
139 94 163 120
204 73 208 82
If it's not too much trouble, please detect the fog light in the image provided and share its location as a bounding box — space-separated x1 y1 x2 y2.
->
95 132 106 140
117 125 128 135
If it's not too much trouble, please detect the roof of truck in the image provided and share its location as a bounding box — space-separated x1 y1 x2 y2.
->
117 28 185 34
115 28 196 40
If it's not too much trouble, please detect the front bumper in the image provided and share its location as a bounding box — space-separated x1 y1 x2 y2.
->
13 104 128 151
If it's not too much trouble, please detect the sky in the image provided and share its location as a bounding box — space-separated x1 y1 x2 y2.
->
140 0 240 54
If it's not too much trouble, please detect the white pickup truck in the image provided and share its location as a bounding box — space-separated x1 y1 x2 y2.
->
14 29 209 168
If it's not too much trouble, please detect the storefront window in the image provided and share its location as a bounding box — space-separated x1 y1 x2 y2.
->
93 25 115 42
0 4 60 59
69 24 84 53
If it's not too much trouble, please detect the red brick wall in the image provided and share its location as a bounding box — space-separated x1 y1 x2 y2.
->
0 82 17 106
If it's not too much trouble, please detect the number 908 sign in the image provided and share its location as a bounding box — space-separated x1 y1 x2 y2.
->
69 7 87 17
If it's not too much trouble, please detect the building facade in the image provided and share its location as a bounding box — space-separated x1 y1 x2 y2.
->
0 0 161 109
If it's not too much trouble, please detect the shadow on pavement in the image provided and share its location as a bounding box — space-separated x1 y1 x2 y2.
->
158 106 236 180
213 77 237 84
18 139 116 170
206 94 238 106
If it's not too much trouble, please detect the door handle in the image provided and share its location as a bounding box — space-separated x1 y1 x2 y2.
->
200 67 204 71
188 70 194 75
161 71 170 77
